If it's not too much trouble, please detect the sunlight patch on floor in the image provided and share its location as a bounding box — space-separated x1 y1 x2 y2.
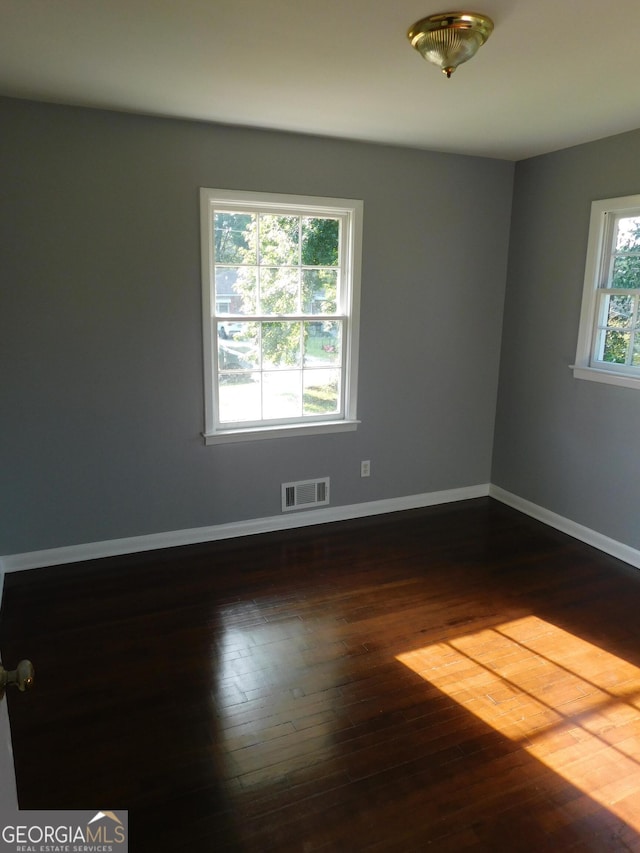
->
397 615 640 830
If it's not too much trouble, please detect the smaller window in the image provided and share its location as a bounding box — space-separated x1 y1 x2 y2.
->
573 194 640 389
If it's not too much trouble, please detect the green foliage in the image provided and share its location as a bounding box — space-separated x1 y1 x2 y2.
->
612 256 640 289
601 218 640 364
302 269 337 314
214 213 255 264
612 216 640 289
602 330 630 364
301 218 339 266
262 322 300 368
259 215 299 265
303 379 339 414
261 269 298 314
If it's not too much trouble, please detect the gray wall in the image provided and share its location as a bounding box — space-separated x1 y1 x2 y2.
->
0 97 514 555
492 128 640 548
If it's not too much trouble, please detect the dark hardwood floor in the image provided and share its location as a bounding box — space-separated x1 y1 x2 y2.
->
3 498 640 851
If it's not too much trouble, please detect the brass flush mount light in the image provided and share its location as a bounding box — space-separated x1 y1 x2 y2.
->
408 11 494 78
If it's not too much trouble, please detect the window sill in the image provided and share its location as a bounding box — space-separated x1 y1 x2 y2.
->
571 364 640 390
203 419 360 445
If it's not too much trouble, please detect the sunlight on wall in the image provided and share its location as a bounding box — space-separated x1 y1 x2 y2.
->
397 615 640 830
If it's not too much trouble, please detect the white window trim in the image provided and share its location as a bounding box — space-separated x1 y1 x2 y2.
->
200 188 363 444
572 194 640 390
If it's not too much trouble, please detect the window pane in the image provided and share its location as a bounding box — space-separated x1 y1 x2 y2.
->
301 217 339 266
601 330 630 364
304 321 341 366
261 322 301 369
218 372 261 423
259 215 299 265
260 268 299 314
217 327 259 369
263 371 301 419
302 269 338 314
214 212 256 264
605 294 634 328
611 254 640 289
215 267 257 315
616 216 640 251
303 369 340 415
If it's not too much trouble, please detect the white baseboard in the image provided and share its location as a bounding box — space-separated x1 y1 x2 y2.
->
5 484 639 576
0 484 490 573
489 485 640 571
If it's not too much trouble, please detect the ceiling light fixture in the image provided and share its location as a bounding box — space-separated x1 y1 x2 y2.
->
407 11 493 78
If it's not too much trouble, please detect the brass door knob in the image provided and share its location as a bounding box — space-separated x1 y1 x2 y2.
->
0 660 34 698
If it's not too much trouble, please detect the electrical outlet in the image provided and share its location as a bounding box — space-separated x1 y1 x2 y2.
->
361 460 371 478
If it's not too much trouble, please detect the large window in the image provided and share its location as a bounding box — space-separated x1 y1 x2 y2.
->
200 189 363 443
573 194 640 389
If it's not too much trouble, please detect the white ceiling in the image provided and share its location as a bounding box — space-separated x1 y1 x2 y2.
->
1 0 639 161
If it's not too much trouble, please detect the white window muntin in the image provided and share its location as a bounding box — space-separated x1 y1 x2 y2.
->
200 188 362 443
573 194 640 389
